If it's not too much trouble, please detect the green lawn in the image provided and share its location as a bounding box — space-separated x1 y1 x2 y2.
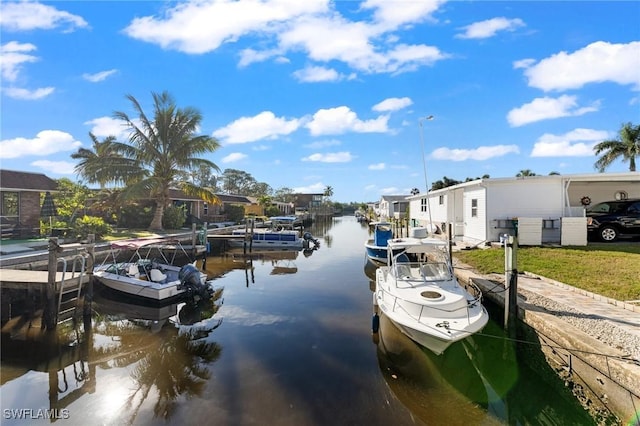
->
453 243 640 302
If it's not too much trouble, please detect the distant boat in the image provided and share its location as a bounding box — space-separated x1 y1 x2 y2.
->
227 228 319 250
364 221 404 264
93 238 212 303
374 235 489 355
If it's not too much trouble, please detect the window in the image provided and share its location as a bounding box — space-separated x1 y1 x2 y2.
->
471 198 478 217
1 192 19 218
421 198 427 212
204 202 208 215
439 195 444 205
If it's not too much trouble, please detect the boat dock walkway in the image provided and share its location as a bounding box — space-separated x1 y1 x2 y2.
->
0 269 90 290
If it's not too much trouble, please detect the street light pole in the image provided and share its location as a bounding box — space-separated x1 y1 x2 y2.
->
419 115 434 234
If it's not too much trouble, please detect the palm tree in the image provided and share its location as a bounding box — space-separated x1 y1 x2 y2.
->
410 188 420 195
323 185 334 198
593 122 640 172
71 133 142 189
516 169 537 177
106 91 221 230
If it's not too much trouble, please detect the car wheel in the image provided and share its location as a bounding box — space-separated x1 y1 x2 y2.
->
599 226 618 242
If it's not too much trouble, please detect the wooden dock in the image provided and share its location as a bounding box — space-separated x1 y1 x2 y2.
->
0 269 89 290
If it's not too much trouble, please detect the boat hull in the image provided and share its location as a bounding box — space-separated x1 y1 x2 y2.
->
375 265 489 355
94 264 207 302
228 230 307 249
364 240 388 263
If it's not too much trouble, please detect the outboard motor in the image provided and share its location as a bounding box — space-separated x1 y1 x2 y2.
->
302 232 320 249
178 264 213 302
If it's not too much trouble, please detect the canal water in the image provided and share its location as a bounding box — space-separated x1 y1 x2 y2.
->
0 216 600 425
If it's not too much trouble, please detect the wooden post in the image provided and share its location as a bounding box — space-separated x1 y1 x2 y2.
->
43 237 58 330
249 218 254 253
503 235 518 332
191 223 197 259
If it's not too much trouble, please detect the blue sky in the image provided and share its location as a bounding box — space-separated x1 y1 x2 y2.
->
1 1 639 203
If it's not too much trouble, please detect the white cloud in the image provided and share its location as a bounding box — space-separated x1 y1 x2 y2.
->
292 65 342 82
30 160 76 174
222 152 248 163
82 69 118 82
507 95 599 127
84 117 130 139
0 130 82 159
293 182 326 193
456 17 525 39
431 145 520 161
213 111 302 144
123 0 327 54
306 106 389 136
0 2 89 32
360 0 441 29
301 152 354 162
0 41 39 82
304 139 341 149
522 41 640 91
122 0 448 76
238 48 281 68
530 128 609 157
372 97 412 112
368 163 385 170
3 87 54 100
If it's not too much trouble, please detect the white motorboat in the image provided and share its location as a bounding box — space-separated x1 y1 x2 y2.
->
374 235 489 355
93 238 212 303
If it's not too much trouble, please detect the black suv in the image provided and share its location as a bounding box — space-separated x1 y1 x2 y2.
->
586 198 640 242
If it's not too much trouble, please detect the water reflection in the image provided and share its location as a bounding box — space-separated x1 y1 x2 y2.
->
0 285 224 425
375 312 504 425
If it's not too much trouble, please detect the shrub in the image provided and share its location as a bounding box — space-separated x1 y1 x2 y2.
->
73 215 112 241
117 204 154 228
163 205 187 229
223 205 245 224
264 205 281 217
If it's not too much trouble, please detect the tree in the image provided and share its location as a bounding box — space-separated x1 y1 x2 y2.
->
83 91 223 230
593 122 640 172
220 169 255 195
323 185 333 202
410 188 420 195
273 187 296 203
71 133 141 189
516 169 537 177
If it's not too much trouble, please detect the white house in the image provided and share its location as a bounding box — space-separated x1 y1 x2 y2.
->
377 195 410 220
408 172 639 246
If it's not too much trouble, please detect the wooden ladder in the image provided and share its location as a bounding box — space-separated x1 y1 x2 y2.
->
56 254 87 324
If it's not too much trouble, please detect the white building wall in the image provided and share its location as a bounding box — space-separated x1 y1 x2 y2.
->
463 187 487 243
485 180 565 243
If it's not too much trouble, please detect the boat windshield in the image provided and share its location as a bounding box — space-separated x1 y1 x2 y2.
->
394 261 451 282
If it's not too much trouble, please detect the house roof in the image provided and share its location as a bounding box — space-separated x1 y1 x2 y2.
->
214 194 253 204
0 169 58 192
407 172 640 199
167 189 254 204
380 195 410 202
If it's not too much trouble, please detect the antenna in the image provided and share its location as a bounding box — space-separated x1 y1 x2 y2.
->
419 116 434 235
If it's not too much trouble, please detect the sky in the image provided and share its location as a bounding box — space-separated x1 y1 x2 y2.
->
1 0 639 203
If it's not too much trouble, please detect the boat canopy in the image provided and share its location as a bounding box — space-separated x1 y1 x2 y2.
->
386 237 448 253
109 238 182 250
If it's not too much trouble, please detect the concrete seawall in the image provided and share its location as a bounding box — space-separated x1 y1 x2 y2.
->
454 262 640 424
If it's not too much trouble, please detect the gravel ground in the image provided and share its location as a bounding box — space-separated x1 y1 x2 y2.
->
518 289 640 361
